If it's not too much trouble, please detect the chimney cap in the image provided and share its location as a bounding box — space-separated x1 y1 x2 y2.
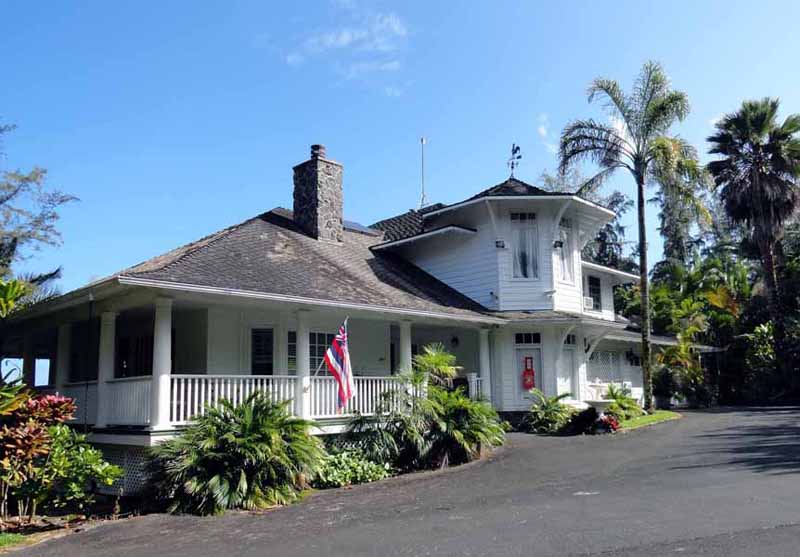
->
310 144 326 159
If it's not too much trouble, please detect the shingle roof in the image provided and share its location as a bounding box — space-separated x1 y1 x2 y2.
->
121 208 492 320
370 178 571 243
466 177 569 201
369 203 445 242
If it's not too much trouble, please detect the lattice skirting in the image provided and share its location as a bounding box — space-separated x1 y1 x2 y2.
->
94 444 151 496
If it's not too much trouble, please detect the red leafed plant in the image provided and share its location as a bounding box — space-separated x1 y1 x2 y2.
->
0 392 76 523
16 395 75 424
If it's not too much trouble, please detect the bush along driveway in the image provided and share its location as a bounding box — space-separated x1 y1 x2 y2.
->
17 407 800 557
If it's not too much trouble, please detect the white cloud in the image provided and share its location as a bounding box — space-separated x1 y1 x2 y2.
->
345 60 400 79
302 12 407 55
384 85 403 97
537 113 557 154
286 53 305 66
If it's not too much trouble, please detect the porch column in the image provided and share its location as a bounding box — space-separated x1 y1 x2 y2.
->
21 333 35 387
479 328 492 401
399 320 413 373
150 298 173 430
294 310 311 419
95 311 117 428
55 323 72 392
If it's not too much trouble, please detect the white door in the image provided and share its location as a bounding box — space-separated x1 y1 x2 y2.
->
557 348 575 398
515 348 542 401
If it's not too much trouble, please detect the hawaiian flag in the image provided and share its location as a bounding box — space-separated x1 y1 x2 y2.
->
323 319 354 411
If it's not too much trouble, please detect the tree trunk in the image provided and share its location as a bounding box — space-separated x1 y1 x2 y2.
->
760 240 791 389
636 170 653 410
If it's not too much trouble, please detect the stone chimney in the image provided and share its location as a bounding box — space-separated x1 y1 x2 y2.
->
292 144 344 242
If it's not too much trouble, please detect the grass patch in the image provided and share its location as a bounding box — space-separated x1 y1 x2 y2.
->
0 532 25 548
620 410 681 430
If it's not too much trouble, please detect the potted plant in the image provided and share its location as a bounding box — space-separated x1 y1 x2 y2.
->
652 365 675 409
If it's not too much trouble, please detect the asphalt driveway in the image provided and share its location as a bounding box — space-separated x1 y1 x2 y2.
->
16 407 800 557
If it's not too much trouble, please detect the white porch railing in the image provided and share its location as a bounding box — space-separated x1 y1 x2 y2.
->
62 381 98 424
170 374 297 425
107 376 152 426
310 375 404 418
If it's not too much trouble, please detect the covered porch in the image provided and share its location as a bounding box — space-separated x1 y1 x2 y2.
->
5 286 495 435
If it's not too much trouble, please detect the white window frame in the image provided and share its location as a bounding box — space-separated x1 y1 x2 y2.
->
587 275 602 312
510 212 539 280
557 218 575 285
287 329 336 375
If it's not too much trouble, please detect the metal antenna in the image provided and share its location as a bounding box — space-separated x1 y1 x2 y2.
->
508 143 522 177
419 137 428 209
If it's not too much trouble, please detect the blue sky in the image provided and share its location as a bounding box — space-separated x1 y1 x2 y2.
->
3 0 800 292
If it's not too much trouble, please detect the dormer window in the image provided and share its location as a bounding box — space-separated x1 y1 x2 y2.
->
556 218 574 283
510 212 539 279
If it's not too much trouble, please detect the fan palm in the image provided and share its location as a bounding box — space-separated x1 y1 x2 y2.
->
412 342 461 386
559 61 703 409
707 98 800 383
149 394 323 515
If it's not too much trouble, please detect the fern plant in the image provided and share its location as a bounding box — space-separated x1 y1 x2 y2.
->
524 389 575 434
603 383 644 420
149 394 324 515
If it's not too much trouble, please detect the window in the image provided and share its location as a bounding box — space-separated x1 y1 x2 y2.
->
510 212 538 279
564 334 576 345
287 330 336 374
557 218 574 283
514 332 541 345
116 335 154 377
251 329 274 375
588 276 602 311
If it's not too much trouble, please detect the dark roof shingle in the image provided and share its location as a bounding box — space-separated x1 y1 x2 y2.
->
122 208 491 320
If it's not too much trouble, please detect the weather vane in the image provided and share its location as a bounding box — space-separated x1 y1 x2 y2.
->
508 143 522 177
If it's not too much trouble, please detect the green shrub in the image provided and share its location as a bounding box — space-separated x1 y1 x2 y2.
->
312 450 391 489
149 394 324 515
27 424 122 513
425 386 506 467
603 384 644 421
523 389 575 434
344 379 505 472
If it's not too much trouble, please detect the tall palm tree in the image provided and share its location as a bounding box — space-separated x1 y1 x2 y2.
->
559 61 700 410
707 98 800 384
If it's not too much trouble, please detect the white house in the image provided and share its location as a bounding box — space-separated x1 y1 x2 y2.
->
1 144 677 490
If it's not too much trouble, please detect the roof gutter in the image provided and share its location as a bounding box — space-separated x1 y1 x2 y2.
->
370 225 476 251
117 276 506 325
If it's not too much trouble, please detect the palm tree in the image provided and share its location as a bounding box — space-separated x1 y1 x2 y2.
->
559 61 700 410
707 98 800 384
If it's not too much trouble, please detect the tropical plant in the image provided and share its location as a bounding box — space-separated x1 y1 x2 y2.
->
741 322 780 401
523 389 575 434
425 386 506 467
0 280 29 319
149 394 324 515
344 364 505 471
652 365 675 401
559 61 704 410
707 98 800 385
17 424 121 517
412 343 461 386
312 450 391 489
603 384 644 421
0 393 78 523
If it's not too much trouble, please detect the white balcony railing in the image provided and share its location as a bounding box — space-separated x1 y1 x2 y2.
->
107 376 152 426
310 375 404 418
170 374 297 425
62 381 98 425
56 373 411 428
